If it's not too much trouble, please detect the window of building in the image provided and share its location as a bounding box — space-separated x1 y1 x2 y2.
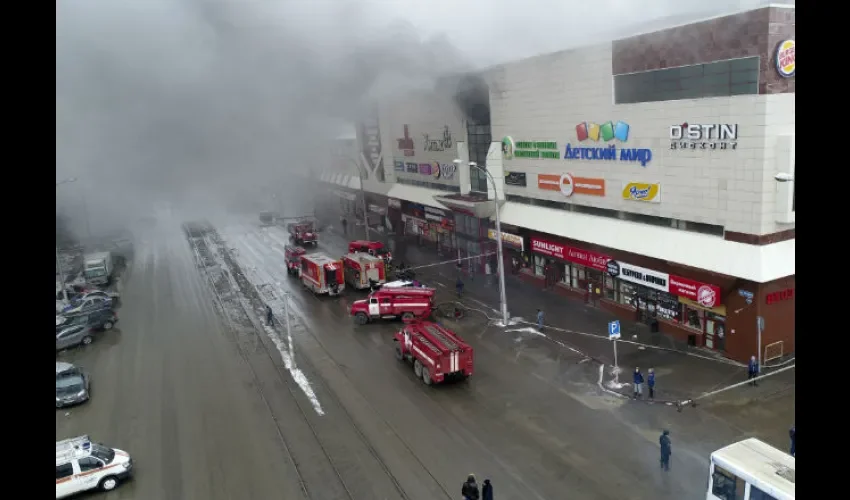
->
560 263 571 286
619 281 637 307
683 305 705 331
604 273 617 301
614 56 760 105
533 255 547 276
570 265 586 289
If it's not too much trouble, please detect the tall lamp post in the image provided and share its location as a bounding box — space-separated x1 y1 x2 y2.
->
56 177 78 303
453 159 510 326
347 158 371 240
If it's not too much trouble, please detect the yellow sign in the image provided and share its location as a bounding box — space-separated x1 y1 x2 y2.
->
487 229 523 250
622 182 661 203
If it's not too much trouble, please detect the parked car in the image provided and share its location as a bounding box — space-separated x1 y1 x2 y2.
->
56 362 90 408
56 310 118 351
56 286 119 314
61 293 113 315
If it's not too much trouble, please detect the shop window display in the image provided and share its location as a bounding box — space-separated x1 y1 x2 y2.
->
654 292 681 322
561 264 571 286
570 265 585 289
619 281 638 307
533 255 546 276
683 305 705 331
603 274 617 301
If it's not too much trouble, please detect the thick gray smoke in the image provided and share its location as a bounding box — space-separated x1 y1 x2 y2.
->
56 0 784 239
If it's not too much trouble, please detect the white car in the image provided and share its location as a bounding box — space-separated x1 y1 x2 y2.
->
56 436 133 498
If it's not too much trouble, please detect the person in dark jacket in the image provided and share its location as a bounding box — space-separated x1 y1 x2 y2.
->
748 355 760 386
482 478 493 500
461 474 480 500
659 430 672 471
647 368 656 400
633 367 644 399
340 216 348 235
789 425 795 457
456 277 465 297
266 305 274 326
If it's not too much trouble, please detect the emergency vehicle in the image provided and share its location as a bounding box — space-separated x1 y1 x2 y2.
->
394 320 473 385
287 218 318 246
56 435 133 498
350 286 435 324
343 252 387 290
285 245 306 276
300 253 344 296
348 240 392 264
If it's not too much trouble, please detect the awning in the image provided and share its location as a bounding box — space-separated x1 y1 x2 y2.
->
498 202 794 283
386 184 450 210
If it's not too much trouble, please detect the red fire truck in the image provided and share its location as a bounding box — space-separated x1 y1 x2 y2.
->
300 253 344 296
343 253 387 290
350 286 435 324
348 240 392 265
394 320 473 385
285 245 306 276
287 218 318 246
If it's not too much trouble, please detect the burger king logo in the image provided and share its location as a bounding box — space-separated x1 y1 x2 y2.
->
775 39 795 78
697 285 717 308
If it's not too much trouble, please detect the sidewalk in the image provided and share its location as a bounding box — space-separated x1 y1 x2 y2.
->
320 223 793 406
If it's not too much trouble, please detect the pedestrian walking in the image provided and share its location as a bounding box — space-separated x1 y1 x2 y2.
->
482 478 493 500
340 216 348 235
633 367 644 399
789 425 795 457
456 276 465 297
659 430 672 471
461 474 480 500
647 368 656 400
536 309 544 331
266 305 274 326
748 355 760 386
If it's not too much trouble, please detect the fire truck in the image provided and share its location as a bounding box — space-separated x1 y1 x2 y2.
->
394 320 473 385
300 253 344 296
348 240 392 265
343 252 387 290
350 286 435 324
286 217 318 246
285 245 306 276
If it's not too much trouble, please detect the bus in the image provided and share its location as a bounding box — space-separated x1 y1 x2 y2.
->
707 438 795 500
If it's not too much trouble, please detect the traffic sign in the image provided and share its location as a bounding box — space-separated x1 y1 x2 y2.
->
608 320 621 340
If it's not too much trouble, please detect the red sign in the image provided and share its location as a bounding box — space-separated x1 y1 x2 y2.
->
530 237 611 271
766 288 793 305
668 275 722 308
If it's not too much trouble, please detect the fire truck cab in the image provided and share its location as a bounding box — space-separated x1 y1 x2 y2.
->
287 219 318 246
394 320 473 385
350 286 435 324
343 252 386 290
348 240 392 264
285 245 306 276
300 253 344 296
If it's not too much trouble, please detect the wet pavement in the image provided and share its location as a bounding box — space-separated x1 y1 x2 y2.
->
56 210 794 500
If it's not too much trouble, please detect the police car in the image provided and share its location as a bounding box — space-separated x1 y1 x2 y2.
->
56 435 133 498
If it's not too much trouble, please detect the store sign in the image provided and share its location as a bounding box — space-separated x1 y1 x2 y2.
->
431 163 456 180
607 260 669 292
766 288 794 305
505 172 527 187
387 198 401 209
775 39 795 78
668 275 721 308
393 160 404 172
669 123 738 151
502 136 516 159
487 229 523 251
419 163 433 175
405 162 418 173
396 125 415 156
530 237 611 271
566 121 652 167
422 126 454 152
502 137 559 159
538 173 605 197
622 182 661 203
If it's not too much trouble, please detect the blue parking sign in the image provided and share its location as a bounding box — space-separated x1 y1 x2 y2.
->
608 320 621 340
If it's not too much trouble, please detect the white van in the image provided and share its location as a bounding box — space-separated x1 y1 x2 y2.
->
707 438 794 500
56 435 133 499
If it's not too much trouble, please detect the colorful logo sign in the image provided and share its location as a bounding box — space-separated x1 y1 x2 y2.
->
622 182 661 203
393 160 404 171
422 126 453 152
670 123 738 151
405 162 418 173
432 161 441 179
538 174 606 197
418 163 432 175
502 136 515 160
396 125 415 156
513 141 559 159
440 163 456 179
775 39 795 78
565 121 652 166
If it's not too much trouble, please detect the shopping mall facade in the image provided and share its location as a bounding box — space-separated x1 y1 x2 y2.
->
315 5 795 363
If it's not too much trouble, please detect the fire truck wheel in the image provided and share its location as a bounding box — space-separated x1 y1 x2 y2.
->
355 312 368 325
394 344 404 361
413 359 423 378
401 312 415 322
421 366 432 385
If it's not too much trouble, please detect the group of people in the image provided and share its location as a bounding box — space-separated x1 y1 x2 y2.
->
631 367 657 400
461 474 493 500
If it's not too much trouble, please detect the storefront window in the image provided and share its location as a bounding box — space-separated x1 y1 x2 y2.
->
571 265 585 289
533 255 546 276
655 292 682 322
604 274 617 301
620 281 637 307
683 305 705 331
561 264 571 285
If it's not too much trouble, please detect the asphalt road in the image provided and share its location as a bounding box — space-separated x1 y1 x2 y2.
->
56 212 790 500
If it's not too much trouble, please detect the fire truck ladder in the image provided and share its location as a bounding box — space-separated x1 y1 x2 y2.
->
423 324 459 351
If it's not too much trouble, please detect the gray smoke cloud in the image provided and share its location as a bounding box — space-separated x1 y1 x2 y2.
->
56 0 784 238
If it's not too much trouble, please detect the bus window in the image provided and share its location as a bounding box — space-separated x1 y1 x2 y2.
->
712 464 746 500
749 486 778 500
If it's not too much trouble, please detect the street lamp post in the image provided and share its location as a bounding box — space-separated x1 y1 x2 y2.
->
454 159 510 326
